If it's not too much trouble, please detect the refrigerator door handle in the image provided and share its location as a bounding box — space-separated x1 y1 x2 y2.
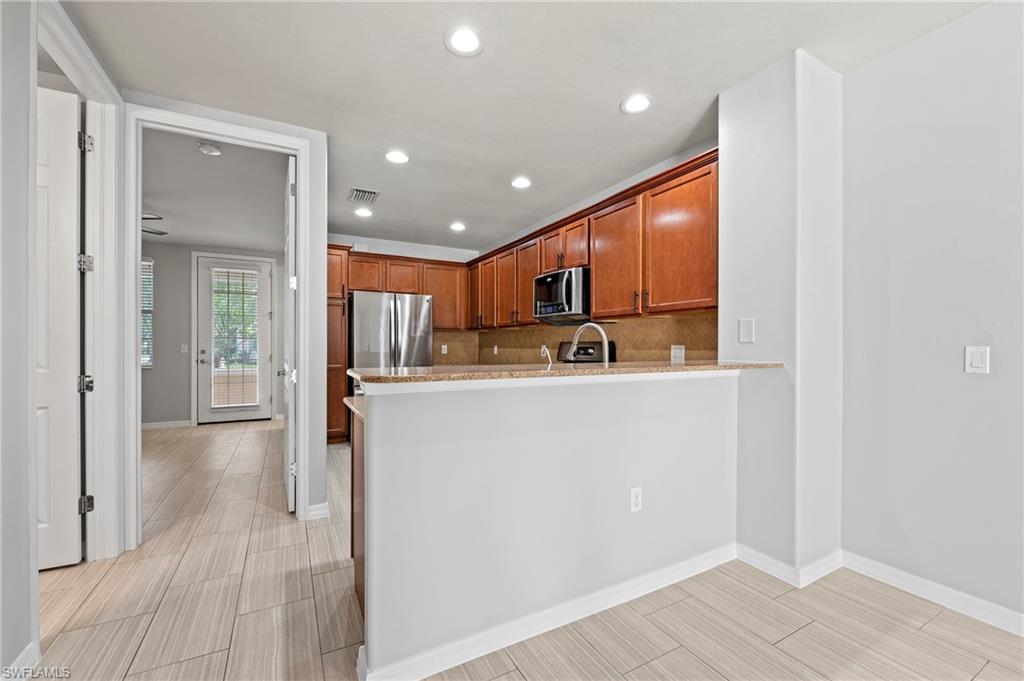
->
390 294 398 367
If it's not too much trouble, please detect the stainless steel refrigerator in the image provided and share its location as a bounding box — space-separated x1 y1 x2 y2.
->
349 291 433 381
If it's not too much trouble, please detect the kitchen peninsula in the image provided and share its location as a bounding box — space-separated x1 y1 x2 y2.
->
346 360 782 680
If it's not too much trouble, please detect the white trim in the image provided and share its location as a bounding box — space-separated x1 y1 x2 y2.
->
304 501 329 521
796 550 843 586
365 544 737 681
189 251 277 426
843 551 1024 636
141 420 193 431
737 544 800 586
10 639 41 672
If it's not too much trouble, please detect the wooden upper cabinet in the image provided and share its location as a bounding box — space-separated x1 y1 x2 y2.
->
562 218 589 268
423 263 464 330
349 255 384 292
495 249 517 327
385 259 421 294
327 246 348 298
467 263 481 329
515 240 541 325
539 230 563 273
479 257 497 328
590 195 643 319
643 162 718 313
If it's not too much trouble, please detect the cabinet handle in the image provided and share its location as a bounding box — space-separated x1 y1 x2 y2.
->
633 290 639 312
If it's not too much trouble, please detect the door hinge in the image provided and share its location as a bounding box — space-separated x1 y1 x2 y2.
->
78 495 95 515
289 183 296 197
290 369 298 384
77 375 94 393
77 254 94 272
288 462 297 477
77 132 94 152
289 275 298 290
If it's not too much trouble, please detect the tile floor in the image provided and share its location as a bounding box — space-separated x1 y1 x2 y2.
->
37 420 1023 681
38 420 360 681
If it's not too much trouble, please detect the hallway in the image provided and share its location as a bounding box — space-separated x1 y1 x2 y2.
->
37 421 361 680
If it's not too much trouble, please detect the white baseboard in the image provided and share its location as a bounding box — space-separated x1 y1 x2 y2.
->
357 645 368 681
796 550 843 586
365 543 737 681
273 414 284 421
736 545 841 587
301 502 329 522
843 551 1024 636
9 639 41 674
141 420 193 430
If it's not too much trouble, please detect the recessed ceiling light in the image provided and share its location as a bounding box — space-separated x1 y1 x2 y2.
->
511 176 532 190
197 140 222 156
385 149 409 164
450 221 467 232
354 207 373 218
445 26 483 56
620 93 652 114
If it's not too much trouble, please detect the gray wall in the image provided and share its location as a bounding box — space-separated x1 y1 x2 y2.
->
141 241 285 424
843 2 1023 613
1 0 38 666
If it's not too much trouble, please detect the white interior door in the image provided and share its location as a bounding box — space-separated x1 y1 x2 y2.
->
36 87 82 570
196 256 273 423
283 157 297 512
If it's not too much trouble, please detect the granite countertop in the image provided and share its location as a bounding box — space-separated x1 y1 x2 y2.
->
348 360 783 384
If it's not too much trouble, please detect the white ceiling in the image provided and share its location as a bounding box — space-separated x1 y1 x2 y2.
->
71 2 981 250
141 128 288 252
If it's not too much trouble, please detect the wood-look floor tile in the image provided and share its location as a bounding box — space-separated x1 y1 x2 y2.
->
238 545 313 615
627 582 691 616
312 567 363 653
66 553 179 629
226 598 324 681
425 649 516 681
127 651 229 681
646 598 821 680
819 569 943 628
571 603 678 674
623 647 725 681
225 458 264 478
778 583 986 680
255 485 288 515
681 567 811 643
38 558 115 593
130 574 241 674
171 469 224 491
211 474 261 503
39 585 94 652
149 485 215 521
261 464 284 488
322 645 360 681
171 529 249 586
776 622 923 680
506 625 624 680
249 511 307 553
194 497 256 537
492 673 526 681
307 525 351 574
922 609 1024 674
975 662 1024 681
716 560 793 598
40 613 152 680
117 515 201 564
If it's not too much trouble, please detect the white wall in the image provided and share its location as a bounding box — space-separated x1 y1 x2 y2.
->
328 233 477 263
842 2 1023 615
719 50 844 572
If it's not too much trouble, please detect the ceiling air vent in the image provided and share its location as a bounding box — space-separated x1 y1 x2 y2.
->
348 187 379 205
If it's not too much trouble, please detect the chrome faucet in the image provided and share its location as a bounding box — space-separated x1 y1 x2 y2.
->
567 322 610 369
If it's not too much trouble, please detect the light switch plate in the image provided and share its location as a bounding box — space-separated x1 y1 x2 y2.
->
441 344 448 355
670 345 686 364
964 346 990 374
738 319 756 344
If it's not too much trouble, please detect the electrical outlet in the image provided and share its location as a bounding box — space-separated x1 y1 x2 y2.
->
493 344 498 355
964 346 990 374
738 319 756 344
180 344 189 354
441 344 448 355
541 344 548 357
630 486 642 513
670 345 685 364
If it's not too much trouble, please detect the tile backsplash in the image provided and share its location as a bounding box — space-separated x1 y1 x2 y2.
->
433 330 480 365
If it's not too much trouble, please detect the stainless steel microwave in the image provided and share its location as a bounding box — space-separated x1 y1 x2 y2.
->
533 267 590 326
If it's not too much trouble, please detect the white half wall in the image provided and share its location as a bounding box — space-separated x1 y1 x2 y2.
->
842 2 1023 615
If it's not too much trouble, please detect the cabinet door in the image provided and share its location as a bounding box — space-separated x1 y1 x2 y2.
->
349 255 384 291
385 259 421 294
327 299 348 441
423 264 463 330
515 240 541 326
590 195 643 318
643 162 718 313
495 249 517 327
562 218 589 268
479 257 497 328
539 230 563 273
467 264 481 329
327 247 348 298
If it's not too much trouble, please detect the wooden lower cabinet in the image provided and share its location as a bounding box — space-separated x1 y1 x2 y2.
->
327 246 350 443
643 162 718 312
516 240 541 325
423 263 465 330
495 249 517 326
590 195 643 318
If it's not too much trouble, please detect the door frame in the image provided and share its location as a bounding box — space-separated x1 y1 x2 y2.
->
190 251 278 426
